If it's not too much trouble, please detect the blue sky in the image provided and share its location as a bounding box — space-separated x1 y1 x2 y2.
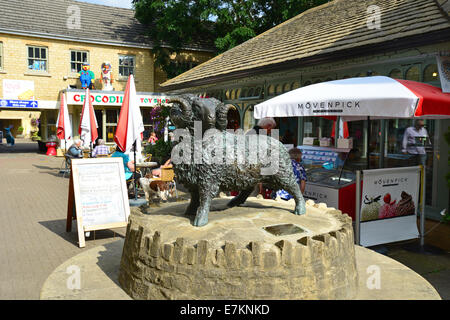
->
76 0 133 9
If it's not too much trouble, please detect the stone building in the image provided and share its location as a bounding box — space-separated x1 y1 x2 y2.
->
160 0 450 218
0 0 215 141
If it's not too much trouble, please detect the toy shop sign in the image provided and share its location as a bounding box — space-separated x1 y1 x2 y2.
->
66 92 169 106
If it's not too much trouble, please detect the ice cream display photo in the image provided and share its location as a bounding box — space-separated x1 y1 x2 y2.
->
379 193 398 219
361 195 381 221
395 191 416 216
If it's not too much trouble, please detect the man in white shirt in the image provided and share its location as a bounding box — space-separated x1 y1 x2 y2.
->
402 119 430 166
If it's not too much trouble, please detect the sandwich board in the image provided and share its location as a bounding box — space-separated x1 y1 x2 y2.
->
66 157 130 248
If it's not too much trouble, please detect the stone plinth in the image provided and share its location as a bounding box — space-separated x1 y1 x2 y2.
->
118 198 359 300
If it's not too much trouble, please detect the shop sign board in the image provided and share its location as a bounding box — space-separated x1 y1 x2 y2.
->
359 166 420 247
66 91 169 106
0 99 38 108
66 158 130 248
3 79 35 100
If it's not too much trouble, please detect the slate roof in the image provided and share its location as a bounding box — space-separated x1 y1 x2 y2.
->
161 0 450 90
0 0 215 51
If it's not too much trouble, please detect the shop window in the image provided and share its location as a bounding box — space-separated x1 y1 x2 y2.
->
388 68 402 79
267 85 275 96
243 105 255 131
291 81 300 90
28 46 48 72
141 108 154 140
45 110 58 139
283 83 290 92
247 88 254 97
0 42 3 70
275 84 283 95
254 87 262 98
225 90 230 99
303 81 311 86
70 50 89 73
235 88 241 99
119 55 135 77
405 66 420 81
230 90 235 100
106 109 119 142
240 88 246 98
423 64 439 82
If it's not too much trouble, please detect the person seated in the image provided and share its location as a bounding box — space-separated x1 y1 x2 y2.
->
111 148 141 197
151 158 172 178
148 131 158 144
66 139 83 159
91 139 109 157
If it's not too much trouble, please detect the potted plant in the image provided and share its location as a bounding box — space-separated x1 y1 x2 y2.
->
145 139 173 165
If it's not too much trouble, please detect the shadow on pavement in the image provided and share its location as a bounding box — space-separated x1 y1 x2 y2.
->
39 219 125 248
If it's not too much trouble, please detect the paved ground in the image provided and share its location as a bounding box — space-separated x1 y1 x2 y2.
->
0 139 449 300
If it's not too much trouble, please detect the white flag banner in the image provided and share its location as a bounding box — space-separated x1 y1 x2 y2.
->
359 166 421 247
436 54 450 93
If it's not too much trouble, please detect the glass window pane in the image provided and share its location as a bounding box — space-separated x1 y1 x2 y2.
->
405 66 420 81
389 68 402 79
71 51 75 61
35 47 40 58
71 63 76 72
41 48 46 59
77 51 81 62
28 59 33 69
423 64 438 82
28 47 33 58
82 52 87 62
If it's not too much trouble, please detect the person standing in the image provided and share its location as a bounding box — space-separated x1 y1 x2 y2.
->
402 119 430 166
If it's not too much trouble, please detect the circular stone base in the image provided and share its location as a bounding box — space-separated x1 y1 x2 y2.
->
119 198 359 300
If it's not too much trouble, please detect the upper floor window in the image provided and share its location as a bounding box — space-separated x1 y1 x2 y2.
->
0 42 3 70
70 50 89 73
28 46 48 72
119 55 135 77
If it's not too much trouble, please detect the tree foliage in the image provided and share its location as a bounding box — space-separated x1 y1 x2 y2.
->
132 0 329 78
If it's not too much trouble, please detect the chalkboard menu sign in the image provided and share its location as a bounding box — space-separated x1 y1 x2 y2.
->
66 158 130 248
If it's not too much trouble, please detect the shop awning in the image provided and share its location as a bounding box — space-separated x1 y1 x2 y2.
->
254 76 450 120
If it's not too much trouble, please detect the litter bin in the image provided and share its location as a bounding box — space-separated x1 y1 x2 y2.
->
46 141 57 156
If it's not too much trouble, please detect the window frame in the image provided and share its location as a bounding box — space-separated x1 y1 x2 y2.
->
27 45 48 72
0 42 3 70
118 54 135 78
70 49 89 74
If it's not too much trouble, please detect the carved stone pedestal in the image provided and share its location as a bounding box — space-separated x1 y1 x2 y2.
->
119 198 359 300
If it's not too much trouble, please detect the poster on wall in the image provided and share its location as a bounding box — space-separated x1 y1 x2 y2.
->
436 54 450 93
3 80 35 100
359 166 421 247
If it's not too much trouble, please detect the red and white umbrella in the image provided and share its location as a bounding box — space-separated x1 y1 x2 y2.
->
114 74 144 154
254 76 450 120
78 88 98 148
56 92 72 142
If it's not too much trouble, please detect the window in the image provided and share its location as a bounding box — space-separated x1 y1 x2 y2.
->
28 46 48 72
423 64 439 82
106 109 119 142
141 108 153 140
389 68 402 79
0 42 3 70
405 66 420 81
119 55 135 77
70 50 89 73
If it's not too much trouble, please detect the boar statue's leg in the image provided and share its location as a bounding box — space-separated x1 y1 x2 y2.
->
227 188 254 208
194 184 219 227
185 188 200 216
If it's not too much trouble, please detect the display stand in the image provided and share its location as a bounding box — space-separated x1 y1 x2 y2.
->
66 158 130 247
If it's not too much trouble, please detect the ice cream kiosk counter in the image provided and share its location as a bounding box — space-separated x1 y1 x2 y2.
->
299 145 357 220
